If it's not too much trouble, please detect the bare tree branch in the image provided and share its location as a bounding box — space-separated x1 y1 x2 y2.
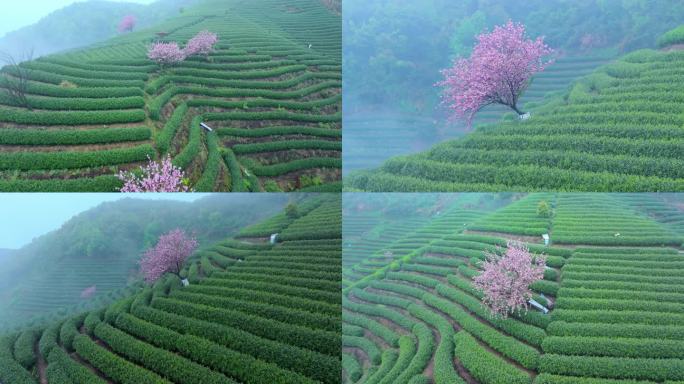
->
0 49 34 110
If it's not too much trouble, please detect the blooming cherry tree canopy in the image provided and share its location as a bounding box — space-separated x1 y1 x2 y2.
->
472 241 546 318
147 42 186 66
437 21 553 126
118 155 189 192
118 15 136 33
140 229 198 283
184 30 219 57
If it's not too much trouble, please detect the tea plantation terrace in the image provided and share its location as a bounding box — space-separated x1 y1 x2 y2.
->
347 26 684 192
0 0 341 192
0 194 342 383
342 193 684 384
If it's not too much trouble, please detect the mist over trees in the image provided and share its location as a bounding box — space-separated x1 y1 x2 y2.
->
0 0 199 61
344 0 684 115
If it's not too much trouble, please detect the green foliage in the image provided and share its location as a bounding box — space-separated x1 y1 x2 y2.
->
658 25 684 47
0 144 154 171
454 331 531 384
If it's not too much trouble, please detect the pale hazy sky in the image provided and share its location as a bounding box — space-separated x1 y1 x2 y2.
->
0 0 157 38
0 193 207 249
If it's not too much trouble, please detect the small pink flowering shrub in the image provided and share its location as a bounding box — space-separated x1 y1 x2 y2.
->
118 155 190 192
118 15 136 33
80 285 97 299
184 30 218 58
437 21 553 127
473 241 546 318
147 42 186 67
140 229 198 283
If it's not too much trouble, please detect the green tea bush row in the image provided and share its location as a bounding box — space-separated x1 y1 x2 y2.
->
185 285 338 315
538 353 684 381
167 71 338 90
132 304 339 384
454 331 531 384
0 126 150 146
0 92 145 111
372 336 416 384
658 25 684 47
203 272 338 297
115 313 314 384
189 94 341 111
46 347 107 384
0 77 142 98
12 329 39 369
552 309 684 326
557 287 684 304
343 311 399 347
542 335 684 359
428 147 684 179
3 66 144 88
170 64 307 80
561 271 684 285
217 125 341 138
0 144 154 171
342 335 381 365
152 297 338 356
365 350 398 383
425 292 539 369
204 110 341 123
172 290 337 332
343 296 415 330
534 373 657 384
94 321 233 384
0 175 121 192
407 303 462 384
73 333 168 384
547 321 684 341
195 133 222 192
436 283 546 346
156 103 187 154
0 107 145 125
394 323 435 383
343 353 362 383
562 279 683 293
21 61 148 81
232 139 340 155
172 116 202 169
177 80 340 100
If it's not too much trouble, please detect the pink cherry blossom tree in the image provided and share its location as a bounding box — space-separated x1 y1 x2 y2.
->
118 155 190 192
147 42 186 67
140 229 198 283
118 15 136 33
437 21 554 127
184 30 218 59
472 241 546 318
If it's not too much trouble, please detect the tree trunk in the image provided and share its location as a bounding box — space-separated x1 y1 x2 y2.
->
510 103 525 116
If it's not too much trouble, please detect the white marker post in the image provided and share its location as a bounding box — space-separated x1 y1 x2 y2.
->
542 233 550 246
200 122 213 132
270 233 279 244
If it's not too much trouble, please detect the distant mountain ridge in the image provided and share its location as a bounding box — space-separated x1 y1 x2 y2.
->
0 0 199 60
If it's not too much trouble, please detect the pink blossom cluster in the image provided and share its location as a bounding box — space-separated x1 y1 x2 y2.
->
118 155 189 192
146 30 218 66
118 15 136 33
472 241 546 318
184 30 219 57
80 285 97 299
437 21 553 127
140 229 198 283
147 42 187 66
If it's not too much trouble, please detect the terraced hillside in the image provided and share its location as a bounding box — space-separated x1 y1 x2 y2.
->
346 28 684 192
0 0 341 192
342 195 496 289
0 194 341 383
342 193 684 384
343 55 613 174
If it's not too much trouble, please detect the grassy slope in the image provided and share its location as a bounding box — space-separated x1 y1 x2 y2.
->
0 193 341 384
0 0 341 192
342 193 684 384
346 28 684 192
